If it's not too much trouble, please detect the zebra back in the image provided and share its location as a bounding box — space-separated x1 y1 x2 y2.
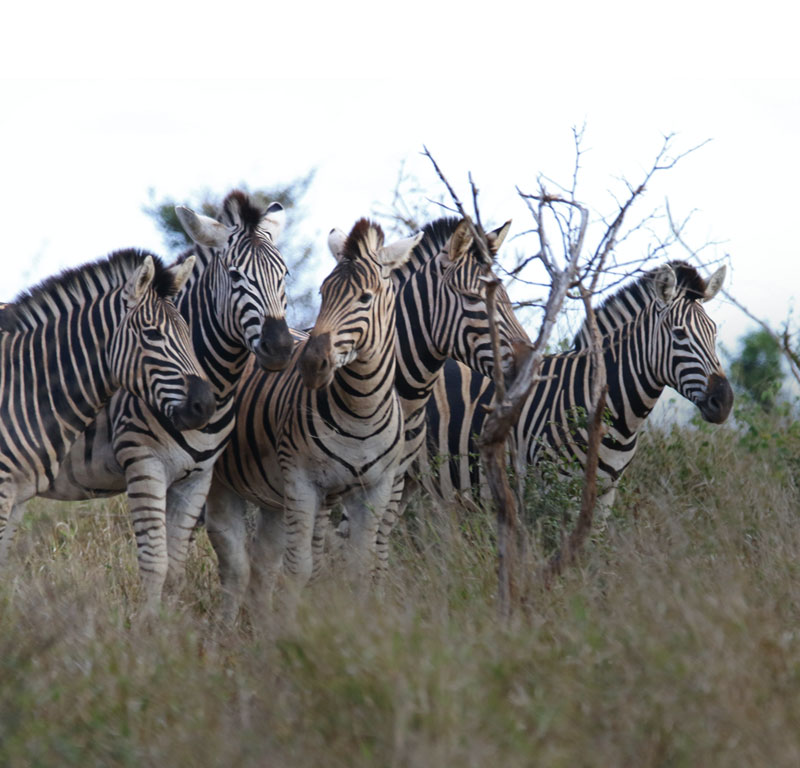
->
0 249 210 507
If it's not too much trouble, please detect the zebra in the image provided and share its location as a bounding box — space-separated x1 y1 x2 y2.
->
423 260 733 515
41 190 293 610
208 216 530 621
329 216 531 572
206 218 421 620
0 249 214 561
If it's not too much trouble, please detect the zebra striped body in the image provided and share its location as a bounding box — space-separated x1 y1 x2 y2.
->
209 217 529 620
42 191 292 609
361 217 529 569
206 220 420 620
0 250 212 560
425 261 733 510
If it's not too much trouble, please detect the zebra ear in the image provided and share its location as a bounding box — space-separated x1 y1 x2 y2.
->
262 202 285 242
378 231 424 274
327 228 348 263
486 220 512 256
126 255 156 305
175 206 230 248
442 219 474 265
169 254 196 294
703 265 726 302
654 265 677 306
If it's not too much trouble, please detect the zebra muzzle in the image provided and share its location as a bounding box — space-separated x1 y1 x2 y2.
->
698 373 734 424
171 375 216 431
255 316 294 372
299 333 334 390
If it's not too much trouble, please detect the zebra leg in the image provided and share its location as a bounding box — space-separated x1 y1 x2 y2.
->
340 472 419 574
280 475 320 614
311 508 334 581
163 468 214 599
374 473 407 578
343 476 395 584
0 485 21 564
595 484 618 528
245 506 285 619
125 459 170 614
205 479 251 627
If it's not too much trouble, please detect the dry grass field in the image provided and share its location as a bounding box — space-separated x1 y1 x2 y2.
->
2 398 800 767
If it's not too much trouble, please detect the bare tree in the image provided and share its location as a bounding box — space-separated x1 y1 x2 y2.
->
371 158 448 238
424 131 713 618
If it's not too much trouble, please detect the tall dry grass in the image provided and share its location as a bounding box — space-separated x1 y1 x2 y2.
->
2 398 800 767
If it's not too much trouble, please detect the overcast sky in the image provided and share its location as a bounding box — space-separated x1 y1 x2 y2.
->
2 2 798 360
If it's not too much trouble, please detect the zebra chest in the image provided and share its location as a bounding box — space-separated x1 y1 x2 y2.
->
114 395 235 457
280 405 404 492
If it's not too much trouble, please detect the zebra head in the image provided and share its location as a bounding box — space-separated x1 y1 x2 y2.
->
176 191 294 371
429 218 529 385
299 220 422 390
111 254 216 431
651 261 733 423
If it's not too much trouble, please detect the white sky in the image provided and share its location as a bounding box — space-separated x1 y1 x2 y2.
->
2 1 799 359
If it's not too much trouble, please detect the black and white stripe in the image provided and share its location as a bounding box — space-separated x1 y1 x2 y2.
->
425 261 733 510
207 217 531 619
42 191 292 610
366 217 529 570
206 219 420 620
0 249 212 560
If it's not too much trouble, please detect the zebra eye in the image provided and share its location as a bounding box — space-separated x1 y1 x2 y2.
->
358 292 373 305
673 327 688 341
229 268 245 281
143 328 164 342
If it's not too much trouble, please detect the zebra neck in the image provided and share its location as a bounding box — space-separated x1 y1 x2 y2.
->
520 314 667 466
595 315 665 440
393 273 446 404
393 316 444 405
605 313 664 420
177 260 250 400
322 335 399 422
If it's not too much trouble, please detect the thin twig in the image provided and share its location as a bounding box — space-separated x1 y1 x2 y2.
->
667 202 800 387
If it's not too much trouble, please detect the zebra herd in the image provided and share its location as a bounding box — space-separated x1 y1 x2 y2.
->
0 189 733 621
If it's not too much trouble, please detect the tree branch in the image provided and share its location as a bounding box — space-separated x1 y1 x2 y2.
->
667 202 800 387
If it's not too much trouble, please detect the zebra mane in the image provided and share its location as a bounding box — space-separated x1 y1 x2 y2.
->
221 190 265 230
0 303 17 332
396 217 459 278
341 219 386 265
3 249 176 332
572 260 709 350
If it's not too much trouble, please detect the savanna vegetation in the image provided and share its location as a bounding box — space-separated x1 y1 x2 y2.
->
4 142 799 766
2 391 799 767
